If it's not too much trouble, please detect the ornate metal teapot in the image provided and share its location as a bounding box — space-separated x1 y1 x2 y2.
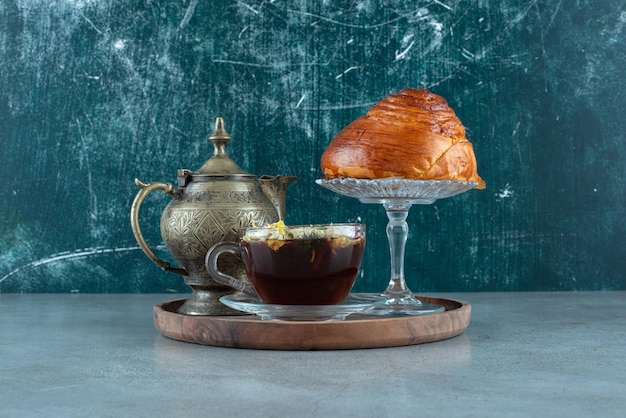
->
130 117 297 315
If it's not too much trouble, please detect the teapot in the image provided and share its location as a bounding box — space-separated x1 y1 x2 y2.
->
130 117 297 315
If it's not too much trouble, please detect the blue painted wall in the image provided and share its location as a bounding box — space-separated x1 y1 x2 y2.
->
1 0 625 293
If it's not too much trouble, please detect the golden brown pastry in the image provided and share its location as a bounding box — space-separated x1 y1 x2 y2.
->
321 88 485 189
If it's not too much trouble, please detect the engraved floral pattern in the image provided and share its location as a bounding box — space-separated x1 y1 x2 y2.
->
161 206 278 277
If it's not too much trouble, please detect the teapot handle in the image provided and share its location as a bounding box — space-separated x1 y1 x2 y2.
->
130 179 187 276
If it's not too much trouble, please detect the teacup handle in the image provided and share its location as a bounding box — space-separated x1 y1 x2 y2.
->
205 241 257 298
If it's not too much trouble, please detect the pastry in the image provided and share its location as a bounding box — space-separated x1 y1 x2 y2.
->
321 88 485 189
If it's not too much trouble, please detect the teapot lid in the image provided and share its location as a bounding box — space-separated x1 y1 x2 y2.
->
194 117 253 177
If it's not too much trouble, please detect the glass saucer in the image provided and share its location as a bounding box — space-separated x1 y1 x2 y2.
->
219 293 386 321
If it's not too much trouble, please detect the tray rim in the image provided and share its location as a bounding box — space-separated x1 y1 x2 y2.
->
153 295 471 350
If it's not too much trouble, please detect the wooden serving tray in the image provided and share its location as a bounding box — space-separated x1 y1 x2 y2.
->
153 295 470 350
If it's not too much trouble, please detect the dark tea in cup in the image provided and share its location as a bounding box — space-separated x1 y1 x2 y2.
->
205 223 365 305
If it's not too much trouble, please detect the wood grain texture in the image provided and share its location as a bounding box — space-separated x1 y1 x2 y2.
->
153 296 470 350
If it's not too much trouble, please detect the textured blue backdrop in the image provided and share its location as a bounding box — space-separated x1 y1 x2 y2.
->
1 0 625 293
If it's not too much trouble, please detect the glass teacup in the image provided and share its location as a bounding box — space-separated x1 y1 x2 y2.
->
205 223 365 305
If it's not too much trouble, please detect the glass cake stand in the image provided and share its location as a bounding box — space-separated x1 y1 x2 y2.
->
316 178 477 316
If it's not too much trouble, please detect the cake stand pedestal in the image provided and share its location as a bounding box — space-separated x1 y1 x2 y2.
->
316 178 477 316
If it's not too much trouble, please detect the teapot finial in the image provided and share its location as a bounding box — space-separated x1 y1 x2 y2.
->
209 117 231 158
195 117 252 176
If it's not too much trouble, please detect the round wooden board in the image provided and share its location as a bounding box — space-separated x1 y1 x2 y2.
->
153 296 471 350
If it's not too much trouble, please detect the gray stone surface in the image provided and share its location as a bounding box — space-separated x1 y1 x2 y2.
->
1 292 625 417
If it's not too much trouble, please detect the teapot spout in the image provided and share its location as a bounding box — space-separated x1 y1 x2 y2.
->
259 175 298 221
